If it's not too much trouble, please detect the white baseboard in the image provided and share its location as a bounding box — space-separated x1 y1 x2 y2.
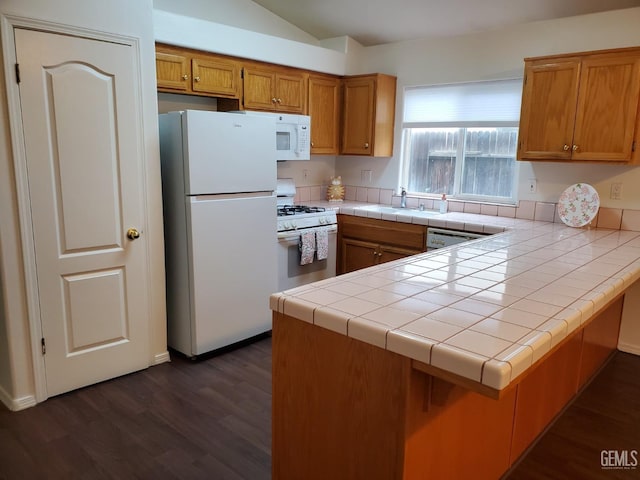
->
153 350 171 365
618 343 640 356
0 384 37 411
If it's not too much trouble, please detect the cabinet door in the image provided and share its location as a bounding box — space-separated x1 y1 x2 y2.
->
518 60 580 160
340 238 378 274
308 75 340 154
243 67 277 110
192 57 240 98
378 245 422 265
572 54 640 162
156 51 190 92
275 72 306 113
341 77 375 155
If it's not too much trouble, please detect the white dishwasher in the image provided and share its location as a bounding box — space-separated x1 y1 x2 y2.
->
426 227 487 250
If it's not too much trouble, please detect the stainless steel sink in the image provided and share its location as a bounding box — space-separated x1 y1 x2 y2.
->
355 205 442 216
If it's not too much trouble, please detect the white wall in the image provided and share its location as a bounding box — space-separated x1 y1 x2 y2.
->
153 0 320 46
153 10 347 75
338 7 640 209
0 0 166 409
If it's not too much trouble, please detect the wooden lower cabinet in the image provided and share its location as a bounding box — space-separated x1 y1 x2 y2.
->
578 294 623 386
510 331 584 462
338 215 426 274
272 294 625 480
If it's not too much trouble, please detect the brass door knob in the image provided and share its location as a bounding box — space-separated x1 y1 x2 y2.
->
126 228 141 240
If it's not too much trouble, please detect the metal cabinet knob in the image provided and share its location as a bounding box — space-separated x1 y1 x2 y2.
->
364 142 369 148
126 228 141 240
194 76 201 82
272 97 277 103
563 144 570 151
276 98 282 103
572 145 579 151
182 74 189 81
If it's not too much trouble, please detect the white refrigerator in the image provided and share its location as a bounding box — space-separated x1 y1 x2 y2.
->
159 110 277 357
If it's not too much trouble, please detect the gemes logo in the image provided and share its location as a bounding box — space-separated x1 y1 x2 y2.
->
601 450 638 469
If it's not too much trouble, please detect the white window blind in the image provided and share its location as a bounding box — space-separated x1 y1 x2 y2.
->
403 79 523 127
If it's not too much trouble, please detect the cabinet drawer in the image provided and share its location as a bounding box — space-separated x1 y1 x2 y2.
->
338 215 425 250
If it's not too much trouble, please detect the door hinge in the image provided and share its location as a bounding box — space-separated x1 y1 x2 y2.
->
41 338 46 355
15 63 20 84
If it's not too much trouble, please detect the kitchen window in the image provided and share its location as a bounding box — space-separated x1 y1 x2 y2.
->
401 79 522 203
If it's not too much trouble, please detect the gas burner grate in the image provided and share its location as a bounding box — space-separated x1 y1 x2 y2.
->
277 205 327 216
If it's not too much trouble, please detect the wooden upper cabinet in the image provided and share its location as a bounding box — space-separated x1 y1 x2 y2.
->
518 47 640 164
156 50 190 92
308 75 340 154
573 54 640 162
191 57 241 97
518 59 580 161
243 65 307 114
155 44 401 158
155 44 241 99
341 73 397 157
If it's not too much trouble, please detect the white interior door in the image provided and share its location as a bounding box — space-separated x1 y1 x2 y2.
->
14 28 150 397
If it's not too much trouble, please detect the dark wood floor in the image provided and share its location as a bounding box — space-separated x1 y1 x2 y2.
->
1 338 638 479
0 338 272 480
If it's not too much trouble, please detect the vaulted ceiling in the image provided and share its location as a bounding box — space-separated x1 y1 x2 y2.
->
251 0 640 46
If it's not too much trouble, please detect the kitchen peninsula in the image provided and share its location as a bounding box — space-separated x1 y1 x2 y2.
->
270 209 640 479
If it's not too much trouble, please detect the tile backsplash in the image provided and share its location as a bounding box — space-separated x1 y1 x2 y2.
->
295 184 640 232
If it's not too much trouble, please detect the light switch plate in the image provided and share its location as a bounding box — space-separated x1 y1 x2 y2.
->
611 182 623 200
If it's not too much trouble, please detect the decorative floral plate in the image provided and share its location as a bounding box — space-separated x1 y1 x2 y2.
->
557 183 600 227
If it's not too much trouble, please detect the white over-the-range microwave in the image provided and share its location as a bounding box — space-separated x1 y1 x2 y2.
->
233 110 311 161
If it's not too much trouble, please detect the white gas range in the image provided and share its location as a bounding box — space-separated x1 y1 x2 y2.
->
276 179 338 291
277 204 337 234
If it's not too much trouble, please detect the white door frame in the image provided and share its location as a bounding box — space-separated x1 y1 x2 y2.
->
1 14 147 403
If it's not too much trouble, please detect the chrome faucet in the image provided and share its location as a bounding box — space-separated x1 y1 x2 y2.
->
400 188 407 208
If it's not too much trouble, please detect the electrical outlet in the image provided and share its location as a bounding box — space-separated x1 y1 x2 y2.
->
611 182 623 200
361 170 372 183
528 178 537 194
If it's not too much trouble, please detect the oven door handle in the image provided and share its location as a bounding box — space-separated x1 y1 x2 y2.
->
277 225 337 241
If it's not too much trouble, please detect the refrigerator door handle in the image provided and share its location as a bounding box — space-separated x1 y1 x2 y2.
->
191 192 275 202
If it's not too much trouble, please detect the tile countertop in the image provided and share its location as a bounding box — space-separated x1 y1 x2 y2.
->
270 204 640 391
